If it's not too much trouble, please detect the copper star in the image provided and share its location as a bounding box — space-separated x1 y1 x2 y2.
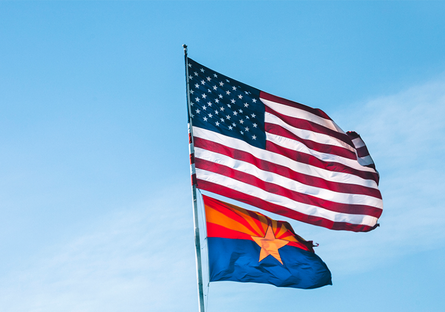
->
251 226 289 265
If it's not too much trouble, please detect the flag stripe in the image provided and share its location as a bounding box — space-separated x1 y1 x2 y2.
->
196 168 380 224
199 179 378 232
193 128 379 189
194 138 381 198
266 140 380 183
265 123 356 160
264 104 354 149
195 151 382 209
196 159 383 217
260 91 336 125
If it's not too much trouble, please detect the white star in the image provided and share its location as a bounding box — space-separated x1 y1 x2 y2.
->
227 104 231 108
232 123 236 127
190 90 194 94
228 125 233 130
253 123 257 128
215 121 220 126
202 94 207 99
189 75 193 80
232 86 237 91
213 85 218 90
226 90 231 95
233 111 238 116
214 110 219 115
251 113 256 118
213 73 218 78
245 127 249 131
226 79 230 83
218 94 223 99
231 99 235 103
195 97 200 102
219 81 224 87
226 115 231 120
239 109 243 113
238 94 243 99
201 80 206 85
244 103 249 107
203 117 208 121
252 135 256 140
202 105 207 110
194 72 198 76
240 131 244 135
252 98 257 103
196 109 201 114
190 102 194 106
195 84 199 88
220 106 224 111
208 113 213 118
220 118 224 122
239 119 244 124
200 68 204 72
188 63 192 67
206 76 211 81
215 99 220 103
245 115 250 119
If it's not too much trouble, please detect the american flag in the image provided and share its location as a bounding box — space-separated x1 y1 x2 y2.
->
187 58 382 232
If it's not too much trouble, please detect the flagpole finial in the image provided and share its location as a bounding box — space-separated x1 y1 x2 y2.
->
183 44 188 56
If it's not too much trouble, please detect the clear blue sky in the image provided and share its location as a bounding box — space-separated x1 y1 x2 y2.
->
1 1 445 311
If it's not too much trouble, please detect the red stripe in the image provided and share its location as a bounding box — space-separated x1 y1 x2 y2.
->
196 158 382 217
190 153 195 164
261 91 332 120
205 197 265 237
198 180 377 232
266 141 380 184
206 222 255 240
195 137 382 198
357 145 370 158
191 174 197 185
206 222 311 251
265 123 357 160
265 105 354 148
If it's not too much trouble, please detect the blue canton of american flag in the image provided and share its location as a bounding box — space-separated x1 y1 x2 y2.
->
186 57 383 232
188 59 266 149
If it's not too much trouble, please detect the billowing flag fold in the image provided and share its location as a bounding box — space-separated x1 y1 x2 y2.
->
204 195 332 289
188 58 382 232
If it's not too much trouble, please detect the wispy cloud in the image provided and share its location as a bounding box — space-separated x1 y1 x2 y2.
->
308 76 445 274
0 184 200 312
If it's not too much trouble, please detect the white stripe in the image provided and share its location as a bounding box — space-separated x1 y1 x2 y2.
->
266 132 376 173
196 168 379 227
261 97 345 133
358 155 374 166
351 137 366 149
266 112 356 153
195 147 383 208
193 127 379 189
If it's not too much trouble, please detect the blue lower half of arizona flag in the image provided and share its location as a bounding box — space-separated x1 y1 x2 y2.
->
204 195 332 289
208 238 331 289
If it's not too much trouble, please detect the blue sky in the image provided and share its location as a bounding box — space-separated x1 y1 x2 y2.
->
1 1 445 311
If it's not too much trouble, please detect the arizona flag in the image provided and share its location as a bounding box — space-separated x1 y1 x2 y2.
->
204 195 332 289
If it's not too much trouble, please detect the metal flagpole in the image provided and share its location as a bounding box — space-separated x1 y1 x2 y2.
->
183 44 206 312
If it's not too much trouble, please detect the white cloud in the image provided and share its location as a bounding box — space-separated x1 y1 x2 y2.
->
0 185 200 312
309 76 445 274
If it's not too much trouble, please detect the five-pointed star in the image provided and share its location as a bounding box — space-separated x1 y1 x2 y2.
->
251 226 289 265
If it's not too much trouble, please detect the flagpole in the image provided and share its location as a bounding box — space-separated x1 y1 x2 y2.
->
183 44 206 312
